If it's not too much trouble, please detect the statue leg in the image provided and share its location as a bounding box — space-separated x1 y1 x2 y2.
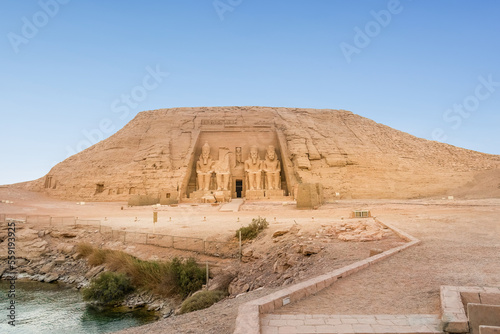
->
204 174 210 191
216 174 222 190
274 173 280 190
256 172 262 190
266 173 273 190
197 174 203 191
223 174 230 190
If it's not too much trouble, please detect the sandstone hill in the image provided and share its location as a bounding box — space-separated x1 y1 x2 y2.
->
22 106 500 201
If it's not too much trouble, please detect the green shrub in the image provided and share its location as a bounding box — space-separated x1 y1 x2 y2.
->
82 272 134 305
179 290 227 314
236 217 269 240
167 257 206 298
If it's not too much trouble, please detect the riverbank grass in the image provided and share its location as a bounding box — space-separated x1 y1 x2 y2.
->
77 244 206 300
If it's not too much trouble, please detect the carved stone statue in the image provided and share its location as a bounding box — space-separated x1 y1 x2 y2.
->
263 145 281 190
214 151 231 191
245 146 262 190
235 147 242 166
196 142 214 191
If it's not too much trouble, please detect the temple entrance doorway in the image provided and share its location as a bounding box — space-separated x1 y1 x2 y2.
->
235 179 243 198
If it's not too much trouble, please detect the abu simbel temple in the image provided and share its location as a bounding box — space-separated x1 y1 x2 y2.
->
26 107 500 206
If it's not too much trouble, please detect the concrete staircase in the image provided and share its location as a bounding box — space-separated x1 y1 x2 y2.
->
261 314 442 334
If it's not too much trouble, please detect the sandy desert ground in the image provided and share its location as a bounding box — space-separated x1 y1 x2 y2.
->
1 187 499 334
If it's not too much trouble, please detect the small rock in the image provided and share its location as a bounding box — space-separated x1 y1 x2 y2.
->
44 273 59 283
60 232 78 238
301 245 321 256
57 243 75 255
241 249 253 258
369 248 384 257
39 262 55 274
272 229 289 238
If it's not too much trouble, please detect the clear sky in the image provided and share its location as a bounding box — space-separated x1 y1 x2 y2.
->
1 0 499 185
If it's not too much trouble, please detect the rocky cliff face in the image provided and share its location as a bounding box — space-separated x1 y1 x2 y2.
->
24 107 500 200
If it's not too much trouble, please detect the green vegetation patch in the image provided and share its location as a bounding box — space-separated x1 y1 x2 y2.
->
236 217 269 241
77 243 206 301
82 272 134 305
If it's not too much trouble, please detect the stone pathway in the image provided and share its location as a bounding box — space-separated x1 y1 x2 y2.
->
219 198 245 212
261 314 442 334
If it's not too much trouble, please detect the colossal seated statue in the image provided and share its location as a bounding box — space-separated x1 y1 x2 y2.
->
196 142 214 191
263 145 281 190
214 151 231 191
244 146 262 190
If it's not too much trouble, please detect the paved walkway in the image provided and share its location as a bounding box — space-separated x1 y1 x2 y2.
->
261 314 441 334
219 198 244 212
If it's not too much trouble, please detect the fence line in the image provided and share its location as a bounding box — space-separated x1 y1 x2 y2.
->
0 214 238 258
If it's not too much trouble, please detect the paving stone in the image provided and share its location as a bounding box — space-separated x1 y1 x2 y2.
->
295 325 316 333
341 318 360 324
480 326 500 334
468 304 500 334
480 293 500 305
371 324 396 333
316 325 338 333
351 324 374 333
282 314 303 319
278 326 298 334
325 318 342 325
393 325 415 333
304 318 326 325
375 315 396 320
262 326 279 334
335 324 355 333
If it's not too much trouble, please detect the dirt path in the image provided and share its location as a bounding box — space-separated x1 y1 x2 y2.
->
275 203 500 315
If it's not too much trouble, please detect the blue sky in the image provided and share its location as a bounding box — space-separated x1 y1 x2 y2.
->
1 0 499 185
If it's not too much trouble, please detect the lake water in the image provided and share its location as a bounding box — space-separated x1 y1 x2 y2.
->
0 280 157 334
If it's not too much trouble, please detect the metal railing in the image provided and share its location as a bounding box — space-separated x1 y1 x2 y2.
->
0 214 238 258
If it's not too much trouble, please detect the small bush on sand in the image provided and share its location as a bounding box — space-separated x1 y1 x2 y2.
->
236 217 269 241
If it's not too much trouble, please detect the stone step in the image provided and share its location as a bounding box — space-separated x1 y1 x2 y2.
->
261 314 442 334
219 198 245 212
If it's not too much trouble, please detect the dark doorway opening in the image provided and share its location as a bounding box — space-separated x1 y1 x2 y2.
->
236 179 243 198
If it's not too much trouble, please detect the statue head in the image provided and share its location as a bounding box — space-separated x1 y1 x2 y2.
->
250 146 259 164
266 145 276 161
201 142 211 164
